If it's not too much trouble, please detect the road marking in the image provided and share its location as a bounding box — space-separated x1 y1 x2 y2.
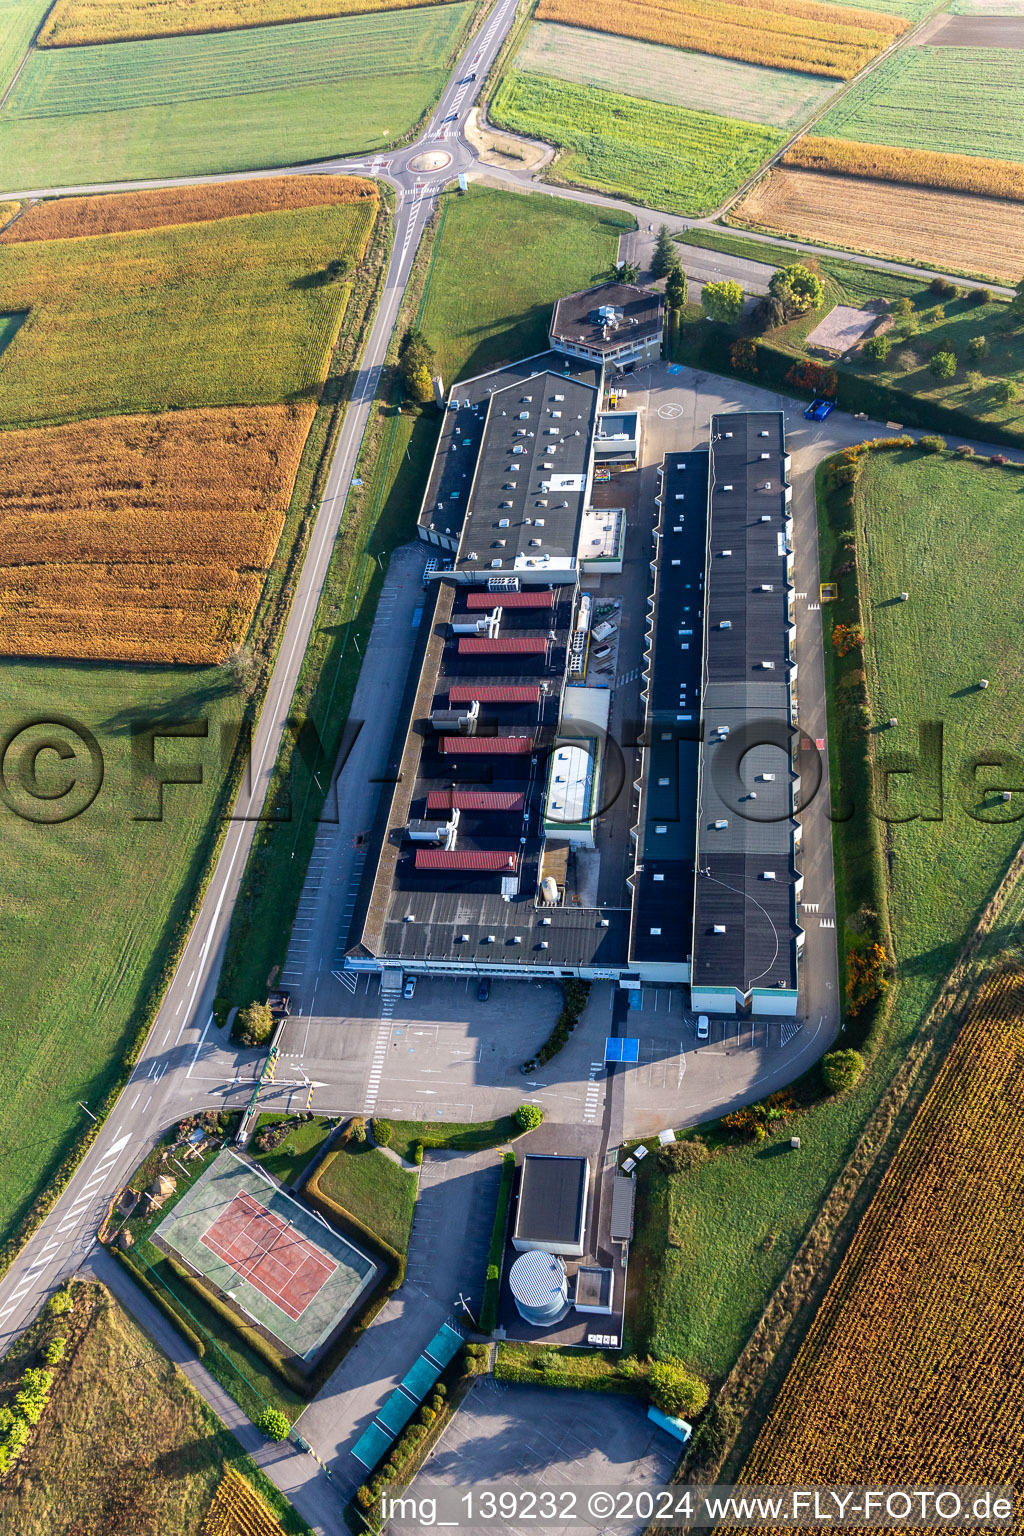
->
186 1014 213 1078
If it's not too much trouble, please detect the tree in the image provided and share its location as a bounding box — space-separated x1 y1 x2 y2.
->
324 256 351 282
929 349 956 380
993 377 1021 404
650 224 675 281
892 296 915 317
515 1103 543 1132
617 258 640 283
257 1407 291 1441
862 334 892 365
701 279 744 325
823 1049 865 1094
371 1116 393 1146
647 1360 710 1418
399 328 436 401
235 1000 273 1047
768 262 824 316
968 334 988 358
751 292 788 334
408 362 435 404
664 265 687 311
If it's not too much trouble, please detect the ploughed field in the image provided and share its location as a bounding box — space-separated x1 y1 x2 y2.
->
731 166 1024 282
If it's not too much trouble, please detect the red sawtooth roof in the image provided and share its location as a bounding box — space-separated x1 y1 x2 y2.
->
466 590 554 610
415 849 519 871
458 637 547 655
426 790 526 812
448 685 540 704
441 735 533 754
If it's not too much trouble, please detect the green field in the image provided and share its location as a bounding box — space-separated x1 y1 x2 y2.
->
417 185 633 381
0 199 380 1256
0 0 50 98
814 46 1024 161
490 71 784 216
0 4 471 184
828 0 934 14
629 448 1024 1378
0 201 374 427
516 22 836 128
317 1144 417 1254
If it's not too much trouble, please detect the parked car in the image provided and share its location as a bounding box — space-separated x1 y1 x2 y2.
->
477 977 491 1002
403 975 417 999
696 1014 710 1040
805 397 834 421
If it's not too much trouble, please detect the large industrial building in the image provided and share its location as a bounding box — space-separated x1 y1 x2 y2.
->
347 288 802 1015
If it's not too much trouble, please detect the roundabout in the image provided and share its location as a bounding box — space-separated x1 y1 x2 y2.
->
407 149 453 173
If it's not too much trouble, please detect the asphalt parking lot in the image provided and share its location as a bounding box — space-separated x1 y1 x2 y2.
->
391 1380 679 1536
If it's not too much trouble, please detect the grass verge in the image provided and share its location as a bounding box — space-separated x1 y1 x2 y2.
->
315 1142 417 1254
0 1280 312 1534
389 1115 520 1165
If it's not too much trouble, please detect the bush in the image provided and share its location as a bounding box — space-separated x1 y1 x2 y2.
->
892 296 915 317
647 1360 709 1418
929 351 956 381
822 1048 866 1094
862 334 891 365
659 1137 709 1171
967 334 988 359
514 1103 543 1132
785 359 837 399
48 1289 73 1317
348 1115 367 1145
993 378 1022 405
969 288 991 306
371 1117 393 1147
256 1407 291 1441
930 304 946 324
701 279 744 324
730 337 759 371
918 434 947 453
929 276 955 297
43 1337 66 1366
769 262 824 316
235 1000 273 1047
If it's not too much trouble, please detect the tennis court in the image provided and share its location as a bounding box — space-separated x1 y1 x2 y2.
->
155 1150 378 1359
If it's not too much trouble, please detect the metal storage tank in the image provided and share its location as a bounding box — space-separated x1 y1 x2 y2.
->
508 1250 570 1327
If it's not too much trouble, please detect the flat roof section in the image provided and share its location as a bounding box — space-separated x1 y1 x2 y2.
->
417 352 601 547
544 741 597 829
455 373 599 578
628 451 707 970
551 283 663 355
693 413 800 999
513 1155 588 1249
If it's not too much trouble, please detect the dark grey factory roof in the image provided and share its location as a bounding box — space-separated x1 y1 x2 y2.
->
550 282 663 354
514 1155 588 1246
454 372 599 575
418 354 601 546
629 452 707 968
692 413 800 994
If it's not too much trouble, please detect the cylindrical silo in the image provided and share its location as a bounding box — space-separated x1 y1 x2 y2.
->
509 1250 570 1327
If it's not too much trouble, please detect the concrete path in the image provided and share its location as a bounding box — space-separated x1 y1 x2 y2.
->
296 1145 501 1498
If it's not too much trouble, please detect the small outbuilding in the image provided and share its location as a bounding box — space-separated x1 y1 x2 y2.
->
512 1154 590 1257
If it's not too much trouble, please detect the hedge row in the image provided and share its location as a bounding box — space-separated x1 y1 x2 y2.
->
479 1152 516 1334
521 980 591 1072
111 1247 206 1360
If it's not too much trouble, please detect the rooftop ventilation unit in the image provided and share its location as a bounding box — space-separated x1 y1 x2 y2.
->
713 924 727 933
450 610 500 637
714 819 728 830
762 871 777 880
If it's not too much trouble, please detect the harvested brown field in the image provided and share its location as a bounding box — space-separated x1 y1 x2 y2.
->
0 402 315 664
741 970 1024 1497
732 166 1024 281
534 0 905 78
0 202 20 230
785 133 1024 198
917 11 1024 43
39 0 455 46
1 175 376 243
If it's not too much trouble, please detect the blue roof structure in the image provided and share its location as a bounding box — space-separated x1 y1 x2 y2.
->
401 1353 443 1399
424 1321 463 1366
351 1421 395 1469
376 1387 419 1437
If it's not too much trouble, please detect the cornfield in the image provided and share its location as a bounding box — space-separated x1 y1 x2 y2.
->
203 1469 287 1536
741 969 1024 1500
1 175 376 243
534 0 905 78
785 134 1024 200
0 403 314 664
40 0 456 47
